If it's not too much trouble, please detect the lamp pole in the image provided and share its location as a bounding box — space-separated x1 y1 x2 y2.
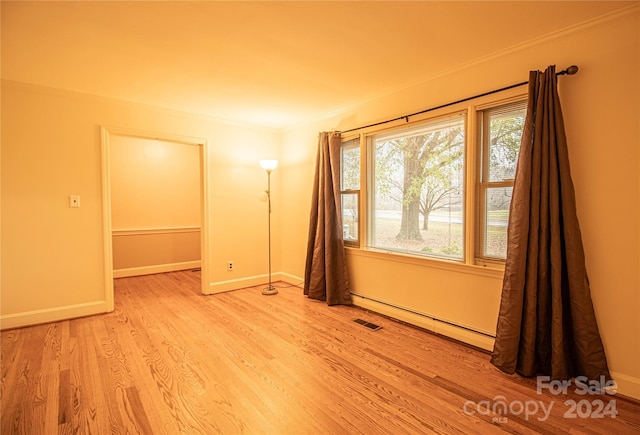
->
260 160 278 295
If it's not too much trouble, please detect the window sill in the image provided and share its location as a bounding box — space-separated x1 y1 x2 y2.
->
345 247 505 279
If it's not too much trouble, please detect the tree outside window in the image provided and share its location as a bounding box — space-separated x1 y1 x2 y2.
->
369 114 465 259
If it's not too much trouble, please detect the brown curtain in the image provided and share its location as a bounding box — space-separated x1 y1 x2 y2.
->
304 131 351 305
491 66 610 383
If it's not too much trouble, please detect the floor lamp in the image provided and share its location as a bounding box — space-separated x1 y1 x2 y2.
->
260 159 278 295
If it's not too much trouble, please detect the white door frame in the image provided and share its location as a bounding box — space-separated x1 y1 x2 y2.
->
100 126 210 309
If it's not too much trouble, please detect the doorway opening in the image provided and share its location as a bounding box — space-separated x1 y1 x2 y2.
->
101 127 210 310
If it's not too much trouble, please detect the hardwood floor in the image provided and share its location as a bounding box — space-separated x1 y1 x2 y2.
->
2 271 639 434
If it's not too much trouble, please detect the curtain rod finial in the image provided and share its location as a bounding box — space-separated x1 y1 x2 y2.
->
564 65 579 75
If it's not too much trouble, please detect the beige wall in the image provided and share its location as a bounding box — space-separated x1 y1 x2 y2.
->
111 136 200 230
110 136 201 275
281 10 640 398
1 82 281 327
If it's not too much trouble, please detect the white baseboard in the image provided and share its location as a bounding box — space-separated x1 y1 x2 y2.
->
113 261 201 278
206 272 304 294
609 370 640 401
350 293 495 352
207 272 277 294
279 272 304 286
0 301 109 330
112 226 200 236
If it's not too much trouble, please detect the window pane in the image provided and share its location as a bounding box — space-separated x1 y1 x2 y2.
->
484 186 512 258
341 192 359 243
487 103 526 182
369 114 465 260
478 100 525 262
341 139 360 190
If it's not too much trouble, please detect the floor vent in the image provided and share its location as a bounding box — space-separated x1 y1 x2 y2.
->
353 318 382 331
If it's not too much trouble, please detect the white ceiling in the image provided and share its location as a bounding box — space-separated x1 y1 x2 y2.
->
2 1 635 129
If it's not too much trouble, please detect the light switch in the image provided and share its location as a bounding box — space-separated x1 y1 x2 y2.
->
70 195 80 208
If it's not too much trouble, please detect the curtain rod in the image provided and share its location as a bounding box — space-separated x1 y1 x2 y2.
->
340 65 579 134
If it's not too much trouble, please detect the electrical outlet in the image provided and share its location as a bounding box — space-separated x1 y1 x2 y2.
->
227 261 234 271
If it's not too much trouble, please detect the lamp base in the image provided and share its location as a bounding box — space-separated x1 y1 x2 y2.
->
262 286 278 296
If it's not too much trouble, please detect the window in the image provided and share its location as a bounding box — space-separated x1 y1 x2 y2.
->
369 114 465 259
340 96 526 266
477 101 527 260
340 138 360 246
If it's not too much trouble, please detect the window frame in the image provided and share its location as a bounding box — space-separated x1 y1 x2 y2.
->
475 98 527 265
340 137 361 248
365 112 467 261
339 89 527 271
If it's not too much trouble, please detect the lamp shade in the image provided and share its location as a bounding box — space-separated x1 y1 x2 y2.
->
259 159 279 171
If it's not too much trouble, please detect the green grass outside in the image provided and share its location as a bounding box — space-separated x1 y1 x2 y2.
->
371 215 507 259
